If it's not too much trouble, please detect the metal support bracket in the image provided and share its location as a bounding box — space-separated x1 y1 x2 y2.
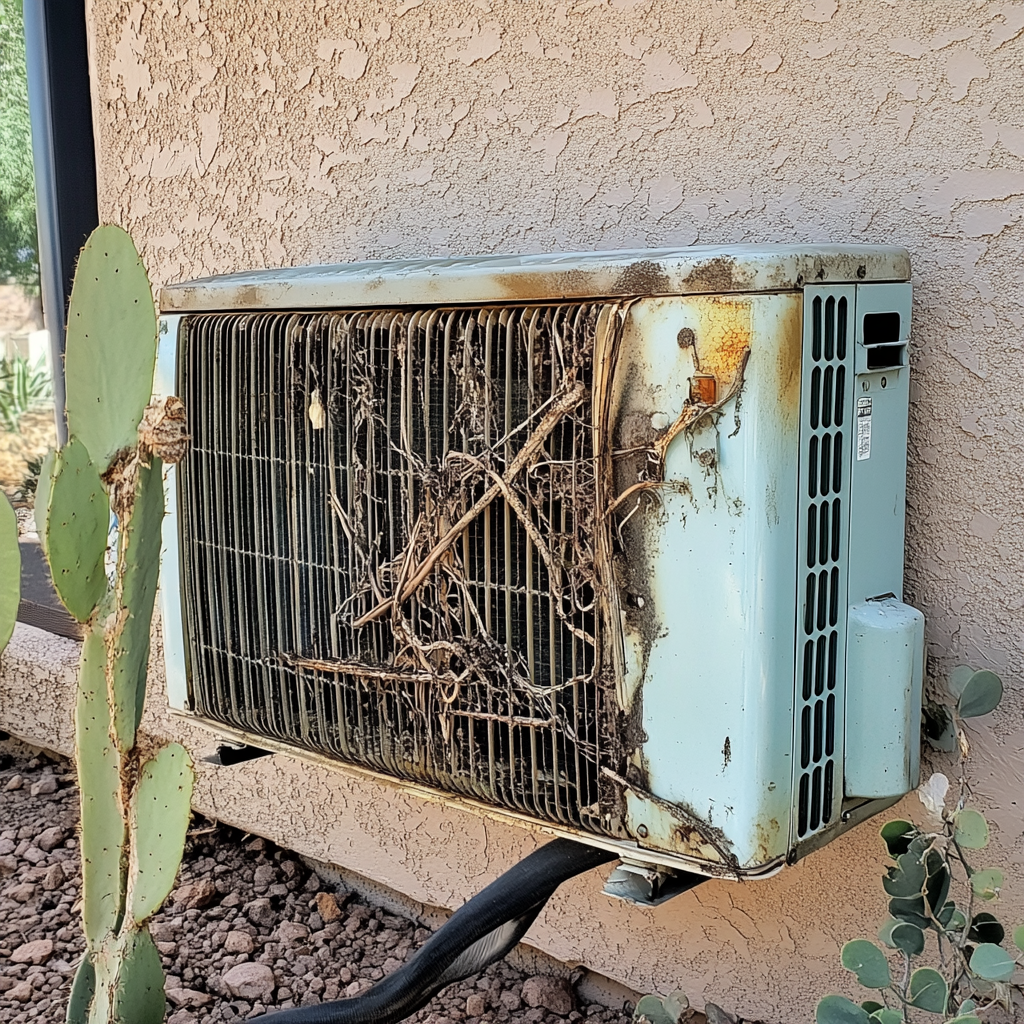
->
601 859 706 907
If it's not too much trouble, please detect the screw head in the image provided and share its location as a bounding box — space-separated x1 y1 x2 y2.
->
637 824 649 839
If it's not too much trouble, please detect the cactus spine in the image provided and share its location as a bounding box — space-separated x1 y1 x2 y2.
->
37 225 195 1024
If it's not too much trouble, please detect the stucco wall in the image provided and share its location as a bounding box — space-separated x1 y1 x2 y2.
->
40 0 1024 1019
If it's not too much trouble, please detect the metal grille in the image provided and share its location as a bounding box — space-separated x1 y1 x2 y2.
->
178 304 615 833
794 291 853 838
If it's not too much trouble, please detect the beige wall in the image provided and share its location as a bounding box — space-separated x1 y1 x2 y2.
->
21 0 1024 1019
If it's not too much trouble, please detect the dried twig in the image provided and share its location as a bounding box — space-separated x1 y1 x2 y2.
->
353 379 588 627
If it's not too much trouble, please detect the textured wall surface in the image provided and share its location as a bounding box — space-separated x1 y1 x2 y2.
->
40 0 1024 1019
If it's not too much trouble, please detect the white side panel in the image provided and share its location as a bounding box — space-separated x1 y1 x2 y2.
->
154 314 189 712
614 293 803 870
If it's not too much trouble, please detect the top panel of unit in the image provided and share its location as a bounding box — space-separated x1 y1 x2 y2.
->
160 244 911 313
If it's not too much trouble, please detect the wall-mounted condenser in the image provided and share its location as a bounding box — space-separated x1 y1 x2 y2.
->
156 245 924 879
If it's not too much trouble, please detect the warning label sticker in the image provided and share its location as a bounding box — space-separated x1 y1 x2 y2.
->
857 396 872 461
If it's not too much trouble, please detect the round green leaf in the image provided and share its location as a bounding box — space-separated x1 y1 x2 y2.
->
635 995 669 1024
937 901 956 928
957 670 1003 718
948 908 968 932
883 852 926 898
967 912 1004 945
959 999 977 1013
969 942 1015 982
841 940 892 990
0 494 20 652
889 895 930 930
816 995 870 1024
860 1002 884 1014
1014 924 1024 952
880 820 916 858
970 868 1003 901
868 1010 902 1024
65 225 157 472
954 809 989 849
891 922 925 957
908 967 948 1013
877 918 899 948
948 665 974 698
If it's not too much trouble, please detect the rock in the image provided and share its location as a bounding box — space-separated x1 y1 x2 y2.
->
222 961 275 1002
316 891 343 923
0 976 15 992
382 956 404 974
149 920 178 942
0 854 17 877
501 989 524 1012
11 938 54 964
167 1011 198 1024
224 930 255 954
0 837 14 854
30 774 58 796
7 881 37 902
346 978 373 997
22 845 45 864
278 920 310 943
245 897 277 928
301 991 322 1006
42 862 65 890
166 987 213 1008
157 940 178 955
4 774 23 791
253 863 277 888
35 825 66 852
173 879 218 909
9 980 33 1002
466 993 488 1017
522 975 574 1016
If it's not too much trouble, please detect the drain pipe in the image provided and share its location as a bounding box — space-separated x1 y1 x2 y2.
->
265 839 623 1024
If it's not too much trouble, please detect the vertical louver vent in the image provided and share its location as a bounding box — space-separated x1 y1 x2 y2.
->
177 304 620 835
795 293 852 839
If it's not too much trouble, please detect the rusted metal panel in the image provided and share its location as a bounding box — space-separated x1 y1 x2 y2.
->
160 245 910 313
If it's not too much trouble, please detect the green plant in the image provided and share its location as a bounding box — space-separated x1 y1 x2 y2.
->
35 224 195 1024
0 353 52 431
817 668 1022 1024
0 0 39 289
0 490 19 652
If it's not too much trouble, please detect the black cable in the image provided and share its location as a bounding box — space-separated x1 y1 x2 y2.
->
264 838 617 1023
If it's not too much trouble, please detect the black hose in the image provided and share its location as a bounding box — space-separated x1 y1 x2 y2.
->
264 838 617 1023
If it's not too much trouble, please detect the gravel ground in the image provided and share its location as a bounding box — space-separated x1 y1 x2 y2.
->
0 742 641 1024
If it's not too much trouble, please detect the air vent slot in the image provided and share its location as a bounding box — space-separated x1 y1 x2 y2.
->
863 311 901 345
795 289 853 839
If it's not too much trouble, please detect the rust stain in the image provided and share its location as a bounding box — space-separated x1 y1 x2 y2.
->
613 260 671 295
754 816 782 864
775 296 804 427
692 296 753 394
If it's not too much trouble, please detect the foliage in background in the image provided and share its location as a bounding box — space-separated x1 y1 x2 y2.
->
35 225 195 1024
817 668 1022 1024
0 352 51 431
0 0 38 290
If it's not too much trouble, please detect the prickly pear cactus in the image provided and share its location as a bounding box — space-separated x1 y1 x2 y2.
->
36 225 195 1024
0 493 19 653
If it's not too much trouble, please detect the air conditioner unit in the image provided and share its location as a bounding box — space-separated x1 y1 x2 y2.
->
155 245 924 881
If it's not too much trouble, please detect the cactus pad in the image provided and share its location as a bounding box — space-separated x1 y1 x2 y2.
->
107 459 164 749
65 954 95 1024
64 225 158 472
126 742 194 924
40 438 109 622
33 449 55 558
76 622 126 950
0 495 20 651
110 928 165 1024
